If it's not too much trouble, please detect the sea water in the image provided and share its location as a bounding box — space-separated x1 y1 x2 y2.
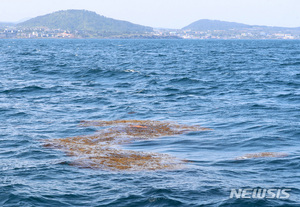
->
0 39 299 206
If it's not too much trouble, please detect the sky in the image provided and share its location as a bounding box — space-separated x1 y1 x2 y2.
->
0 0 300 29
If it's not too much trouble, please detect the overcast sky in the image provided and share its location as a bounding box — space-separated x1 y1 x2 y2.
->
1 0 300 29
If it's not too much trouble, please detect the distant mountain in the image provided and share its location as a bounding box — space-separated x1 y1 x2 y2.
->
182 19 253 31
0 22 16 28
15 17 32 24
18 10 153 35
182 19 300 33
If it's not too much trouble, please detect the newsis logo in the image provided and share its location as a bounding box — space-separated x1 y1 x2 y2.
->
230 188 291 199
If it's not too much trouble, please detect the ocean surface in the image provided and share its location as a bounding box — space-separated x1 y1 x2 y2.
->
0 39 299 207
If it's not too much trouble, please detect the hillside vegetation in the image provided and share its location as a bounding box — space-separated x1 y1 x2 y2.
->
18 10 153 35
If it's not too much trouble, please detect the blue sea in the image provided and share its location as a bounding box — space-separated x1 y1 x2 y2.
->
0 39 299 207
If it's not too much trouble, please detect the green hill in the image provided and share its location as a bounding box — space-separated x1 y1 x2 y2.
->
182 19 252 31
17 10 153 35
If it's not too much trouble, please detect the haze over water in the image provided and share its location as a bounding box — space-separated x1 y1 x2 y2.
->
0 39 299 206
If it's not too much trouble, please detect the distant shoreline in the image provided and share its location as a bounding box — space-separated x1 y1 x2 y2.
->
1 37 299 40
1 10 300 40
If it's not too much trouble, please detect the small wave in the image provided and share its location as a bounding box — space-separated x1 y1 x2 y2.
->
276 92 295 98
168 77 200 84
124 69 140 73
2 86 45 94
280 62 300 66
17 50 40 56
162 87 180 92
85 67 103 74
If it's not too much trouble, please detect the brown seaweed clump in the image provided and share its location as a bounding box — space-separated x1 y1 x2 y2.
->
235 152 288 160
43 120 211 171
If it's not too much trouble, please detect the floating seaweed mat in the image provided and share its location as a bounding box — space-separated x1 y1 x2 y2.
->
43 120 212 171
235 152 288 160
